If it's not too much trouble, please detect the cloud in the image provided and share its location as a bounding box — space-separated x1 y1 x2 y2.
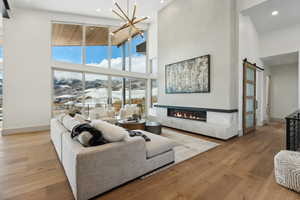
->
131 56 147 73
87 55 146 73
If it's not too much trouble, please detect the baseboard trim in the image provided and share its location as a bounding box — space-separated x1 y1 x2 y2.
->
2 125 50 135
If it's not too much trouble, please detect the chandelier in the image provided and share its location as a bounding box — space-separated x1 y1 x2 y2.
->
111 0 148 39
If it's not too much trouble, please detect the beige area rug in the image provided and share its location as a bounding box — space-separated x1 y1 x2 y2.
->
141 128 219 178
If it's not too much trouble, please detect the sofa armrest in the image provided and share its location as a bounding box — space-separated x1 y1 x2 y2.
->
75 137 147 200
51 119 69 161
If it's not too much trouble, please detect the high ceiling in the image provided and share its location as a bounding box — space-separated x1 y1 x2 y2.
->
242 0 300 33
10 0 174 21
261 52 298 67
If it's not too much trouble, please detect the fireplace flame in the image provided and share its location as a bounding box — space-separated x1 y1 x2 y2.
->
173 111 203 121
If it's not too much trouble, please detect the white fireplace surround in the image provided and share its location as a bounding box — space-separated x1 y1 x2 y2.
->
156 108 238 140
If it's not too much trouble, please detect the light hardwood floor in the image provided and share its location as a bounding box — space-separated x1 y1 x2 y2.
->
0 122 299 200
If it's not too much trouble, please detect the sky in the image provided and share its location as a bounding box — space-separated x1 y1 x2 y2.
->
52 34 145 69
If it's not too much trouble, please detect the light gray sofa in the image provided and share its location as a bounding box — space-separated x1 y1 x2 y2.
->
50 119 175 200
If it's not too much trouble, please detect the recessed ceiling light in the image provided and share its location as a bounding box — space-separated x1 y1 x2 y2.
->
272 10 279 16
96 8 101 12
160 0 164 3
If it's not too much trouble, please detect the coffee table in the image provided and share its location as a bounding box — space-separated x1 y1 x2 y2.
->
117 119 146 131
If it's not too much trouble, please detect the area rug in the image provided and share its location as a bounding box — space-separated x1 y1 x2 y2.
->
141 128 219 178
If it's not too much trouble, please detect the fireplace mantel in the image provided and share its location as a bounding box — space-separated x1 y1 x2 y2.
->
155 105 239 140
154 105 238 113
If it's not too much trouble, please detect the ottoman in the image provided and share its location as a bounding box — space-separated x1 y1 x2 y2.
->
274 150 300 192
145 122 162 135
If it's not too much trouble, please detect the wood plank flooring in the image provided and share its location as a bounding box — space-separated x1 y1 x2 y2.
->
0 122 299 200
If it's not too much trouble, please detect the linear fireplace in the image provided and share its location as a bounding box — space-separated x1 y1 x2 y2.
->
167 108 207 122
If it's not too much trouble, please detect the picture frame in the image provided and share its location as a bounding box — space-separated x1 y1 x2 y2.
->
165 54 211 94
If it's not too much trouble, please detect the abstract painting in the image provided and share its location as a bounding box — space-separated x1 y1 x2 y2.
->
165 55 210 94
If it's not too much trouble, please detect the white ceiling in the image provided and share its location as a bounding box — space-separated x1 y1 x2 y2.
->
9 0 174 21
261 52 298 67
242 0 300 33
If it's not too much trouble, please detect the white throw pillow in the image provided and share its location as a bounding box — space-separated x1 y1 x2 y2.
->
91 120 127 142
62 114 82 132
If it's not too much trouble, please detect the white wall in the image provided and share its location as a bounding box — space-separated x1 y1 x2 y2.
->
260 24 300 108
267 64 298 119
157 0 238 110
260 23 300 58
3 8 149 134
148 13 158 60
238 13 264 135
3 9 52 133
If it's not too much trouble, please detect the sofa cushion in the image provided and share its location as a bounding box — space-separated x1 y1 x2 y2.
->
91 120 127 142
141 131 176 158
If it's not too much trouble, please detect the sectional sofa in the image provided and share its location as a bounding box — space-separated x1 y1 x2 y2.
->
50 118 175 200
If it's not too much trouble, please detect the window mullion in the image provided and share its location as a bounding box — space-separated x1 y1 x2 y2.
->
82 73 86 116
82 25 86 65
129 38 132 72
108 76 112 106
108 27 112 69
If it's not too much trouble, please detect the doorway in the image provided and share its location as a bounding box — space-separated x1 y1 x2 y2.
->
261 52 299 121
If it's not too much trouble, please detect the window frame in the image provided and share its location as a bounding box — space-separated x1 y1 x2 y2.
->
51 21 153 117
150 79 158 108
51 22 148 73
51 68 150 117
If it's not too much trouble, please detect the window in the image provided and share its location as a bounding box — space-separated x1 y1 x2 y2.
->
126 78 147 116
84 73 109 111
111 27 130 71
53 70 84 117
131 33 147 73
52 24 83 64
51 23 153 118
151 79 158 107
125 78 131 105
111 43 129 71
0 47 3 62
111 76 124 112
52 69 152 117
52 23 148 74
86 26 109 68
111 45 123 70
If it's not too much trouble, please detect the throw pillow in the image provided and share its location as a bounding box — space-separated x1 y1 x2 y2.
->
62 114 82 132
91 120 127 142
76 131 93 147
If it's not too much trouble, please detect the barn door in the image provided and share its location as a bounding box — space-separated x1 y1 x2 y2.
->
243 60 257 134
